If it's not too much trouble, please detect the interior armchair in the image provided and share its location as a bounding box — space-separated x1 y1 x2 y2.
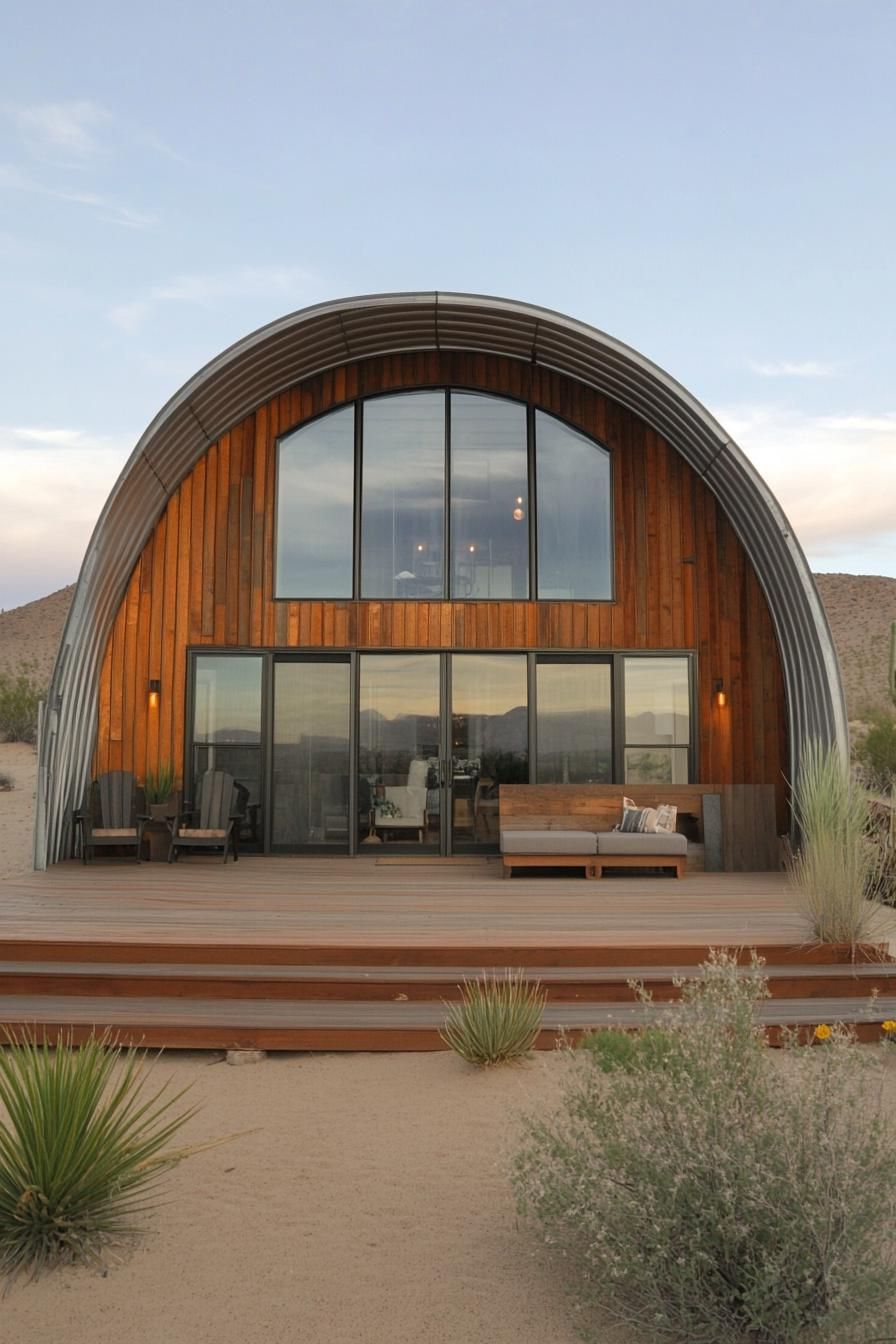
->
375 758 429 841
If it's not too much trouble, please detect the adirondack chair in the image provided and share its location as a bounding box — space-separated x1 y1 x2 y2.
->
167 770 249 863
74 771 148 863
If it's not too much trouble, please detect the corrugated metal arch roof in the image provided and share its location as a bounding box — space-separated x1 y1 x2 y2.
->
34 291 847 866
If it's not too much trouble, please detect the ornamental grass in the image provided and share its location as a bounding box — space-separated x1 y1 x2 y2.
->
514 951 896 1344
0 1032 197 1280
440 970 546 1065
788 739 884 945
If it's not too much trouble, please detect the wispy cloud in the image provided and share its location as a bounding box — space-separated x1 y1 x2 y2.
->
748 359 839 379
0 425 133 608
714 402 896 565
10 99 110 158
108 265 318 331
0 162 154 228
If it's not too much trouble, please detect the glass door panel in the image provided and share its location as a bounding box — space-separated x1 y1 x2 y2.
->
623 656 691 783
450 654 528 851
271 660 351 849
536 659 612 783
358 654 441 850
191 654 264 850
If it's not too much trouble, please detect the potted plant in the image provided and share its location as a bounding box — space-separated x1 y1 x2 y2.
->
145 763 177 820
144 764 177 861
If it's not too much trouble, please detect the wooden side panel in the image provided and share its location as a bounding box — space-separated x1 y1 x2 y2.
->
93 353 788 805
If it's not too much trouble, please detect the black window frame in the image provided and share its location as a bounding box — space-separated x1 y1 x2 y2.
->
272 387 615 603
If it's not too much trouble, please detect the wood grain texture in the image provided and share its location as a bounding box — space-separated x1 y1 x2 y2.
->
0 861 893 1051
93 352 788 821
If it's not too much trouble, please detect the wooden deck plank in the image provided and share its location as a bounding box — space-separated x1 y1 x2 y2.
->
1 860 892 1049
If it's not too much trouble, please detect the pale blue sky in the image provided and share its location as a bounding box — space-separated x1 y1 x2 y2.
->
2 0 894 608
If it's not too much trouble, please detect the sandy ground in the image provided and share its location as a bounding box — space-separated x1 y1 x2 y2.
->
0 741 37 879
1 1050 600 1344
0 753 591 1342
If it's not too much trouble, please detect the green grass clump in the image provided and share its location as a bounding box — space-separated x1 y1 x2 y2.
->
514 951 896 1344
0 1033 196 1279
440 971 546 1065
788 739 883 944
578 1025 676 1074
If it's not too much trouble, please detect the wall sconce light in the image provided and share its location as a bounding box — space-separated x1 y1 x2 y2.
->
148 678 161 709
714 679 727 708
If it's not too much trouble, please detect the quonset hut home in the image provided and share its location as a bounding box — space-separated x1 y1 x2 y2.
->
33 293 847 870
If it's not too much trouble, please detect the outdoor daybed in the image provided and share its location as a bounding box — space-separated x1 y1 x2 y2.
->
499 785 693 879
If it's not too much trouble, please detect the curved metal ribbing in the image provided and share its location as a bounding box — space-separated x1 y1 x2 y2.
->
34 292 848 867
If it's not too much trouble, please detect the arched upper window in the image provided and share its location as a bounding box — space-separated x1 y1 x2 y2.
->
275 389 612 601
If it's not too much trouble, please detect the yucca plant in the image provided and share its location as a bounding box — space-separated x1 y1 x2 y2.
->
0 1032 197 1279
440 970 547 1065
788 739 883 945
144 762 175 806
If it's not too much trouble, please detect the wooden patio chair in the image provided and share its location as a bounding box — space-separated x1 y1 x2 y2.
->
167 770 249 863
74 770 148 863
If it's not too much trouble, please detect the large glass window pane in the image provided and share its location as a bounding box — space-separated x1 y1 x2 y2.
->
271 661 351 848
536 660 612 783
276 406 354 597
535 411 612 599
623 656 691 784
361 392 445 598
451 654 528 849
191 656 264 840
358 654 440 847
450 393 528 599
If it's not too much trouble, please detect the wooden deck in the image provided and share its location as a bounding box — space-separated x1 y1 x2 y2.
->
1 858 894 1049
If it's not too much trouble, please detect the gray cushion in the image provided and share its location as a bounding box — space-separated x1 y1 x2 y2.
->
500 829 597 855
597 831 687 856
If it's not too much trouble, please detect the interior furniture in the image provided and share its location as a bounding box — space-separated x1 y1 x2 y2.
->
374 758 429 842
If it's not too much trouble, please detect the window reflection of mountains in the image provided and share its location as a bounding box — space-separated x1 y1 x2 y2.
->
207 709 687 753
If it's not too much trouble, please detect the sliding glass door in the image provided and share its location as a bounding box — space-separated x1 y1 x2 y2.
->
450 654 528 850
358 653 441 850
188 649 692 855
271 659 351 849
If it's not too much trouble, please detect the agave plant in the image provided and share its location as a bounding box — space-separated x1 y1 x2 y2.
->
0 1032 196 1279
440 970 547 1065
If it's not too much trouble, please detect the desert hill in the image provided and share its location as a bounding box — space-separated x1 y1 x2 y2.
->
0 585 75 685
814 574 896 718
0 575 894 720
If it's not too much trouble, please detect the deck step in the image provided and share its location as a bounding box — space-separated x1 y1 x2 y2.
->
2 960 895 1003
2 993 894 1051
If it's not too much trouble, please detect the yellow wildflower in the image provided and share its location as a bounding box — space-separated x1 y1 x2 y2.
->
814 1024 832 1041
882 1020 896 1034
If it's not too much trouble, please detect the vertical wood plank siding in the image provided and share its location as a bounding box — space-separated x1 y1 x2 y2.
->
94 353 788 818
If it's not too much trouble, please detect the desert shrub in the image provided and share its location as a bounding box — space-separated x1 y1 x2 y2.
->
0 1032 196 1279
578 1025 677 1074
0 663 46 745
440 970 546 1065
514 951 896 1344
788 739 883 944
0 772 13 792
858 711 896 792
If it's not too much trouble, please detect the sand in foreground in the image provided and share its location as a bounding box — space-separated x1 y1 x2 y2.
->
2 1050 598 1344
0 742 37 880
